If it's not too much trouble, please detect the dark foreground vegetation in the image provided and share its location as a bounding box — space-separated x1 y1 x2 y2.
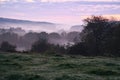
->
0 53 120 80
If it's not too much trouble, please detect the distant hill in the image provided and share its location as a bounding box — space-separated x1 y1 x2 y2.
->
0 17 57 32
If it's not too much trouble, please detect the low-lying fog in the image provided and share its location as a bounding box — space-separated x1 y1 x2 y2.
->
0 27 81 51
0 17 83 51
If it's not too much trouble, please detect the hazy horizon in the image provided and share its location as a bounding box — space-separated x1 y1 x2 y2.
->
0 0 120 26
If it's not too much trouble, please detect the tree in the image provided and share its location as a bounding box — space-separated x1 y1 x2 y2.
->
79 16 120 56
102 22 120 56
67 42 87 55
31 38 50 53
19 32 39 50
81 16 110 55
49 32 61 39
0 41 16 52
38 32 49 40
67 31 80 42
0 32 18 46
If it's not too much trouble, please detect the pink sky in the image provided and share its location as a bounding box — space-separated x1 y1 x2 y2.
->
0 0 120 25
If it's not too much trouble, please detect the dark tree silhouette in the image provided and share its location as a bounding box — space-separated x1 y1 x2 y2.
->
68 16 120 56
67 42 87 55
102 22 120 56
49 32 61 39
81 16 110 56
66 31 80 43
0 41 16 52
31 38 50 53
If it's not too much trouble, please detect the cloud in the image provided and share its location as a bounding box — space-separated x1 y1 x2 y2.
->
69 4 120 16
37 0 120 3
25 0 34 2
0 0 34 3
81 14 120 20
0 0 120 3
0 0 120 25
83 0 120 2
40 0 79 2
103 14 120 20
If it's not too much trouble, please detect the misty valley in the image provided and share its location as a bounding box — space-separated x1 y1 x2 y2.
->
0 16 120 56
0 16 120 80
0 17 82 52
0 19 81 52
0 27 81 52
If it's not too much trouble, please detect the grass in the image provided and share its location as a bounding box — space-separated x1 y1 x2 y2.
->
0 53 120 80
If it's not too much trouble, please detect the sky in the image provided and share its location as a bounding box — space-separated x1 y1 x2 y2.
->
0 0 120 25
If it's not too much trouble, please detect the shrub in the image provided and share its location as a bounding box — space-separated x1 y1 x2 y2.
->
0 41 16 52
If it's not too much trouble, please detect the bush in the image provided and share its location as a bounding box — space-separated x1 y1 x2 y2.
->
67 42 87 55
31 39 51 53
0 41 16 52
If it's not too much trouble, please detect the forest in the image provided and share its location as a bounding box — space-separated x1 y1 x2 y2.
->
0 16 120 57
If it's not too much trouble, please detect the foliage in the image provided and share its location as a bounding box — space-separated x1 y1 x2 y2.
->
0 41 16 52
31 38 50 53
67 42 87 55
31 38 66 54
68 16 120 56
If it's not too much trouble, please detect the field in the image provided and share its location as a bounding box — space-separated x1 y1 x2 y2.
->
0 53 120 80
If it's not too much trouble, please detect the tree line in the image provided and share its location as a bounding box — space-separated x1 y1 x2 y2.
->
0 16 120 56
0 30 80 53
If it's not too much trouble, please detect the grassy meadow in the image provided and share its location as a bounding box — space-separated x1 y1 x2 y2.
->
0 53 120 80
